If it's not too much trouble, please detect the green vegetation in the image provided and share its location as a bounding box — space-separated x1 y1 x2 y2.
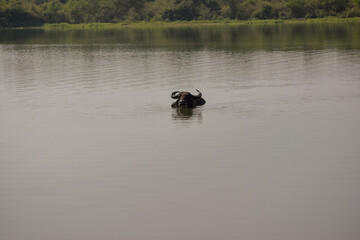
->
1 0 360 28
39 17 360 30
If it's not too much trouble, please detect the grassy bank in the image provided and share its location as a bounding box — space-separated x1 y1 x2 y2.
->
39 17 360 30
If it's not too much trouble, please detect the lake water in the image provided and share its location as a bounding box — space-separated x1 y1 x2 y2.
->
1 23 360 240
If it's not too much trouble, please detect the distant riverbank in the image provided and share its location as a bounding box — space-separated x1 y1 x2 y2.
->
27 17 360 30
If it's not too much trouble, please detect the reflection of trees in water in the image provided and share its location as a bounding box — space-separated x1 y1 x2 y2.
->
1 24 359 50
171 107 203 124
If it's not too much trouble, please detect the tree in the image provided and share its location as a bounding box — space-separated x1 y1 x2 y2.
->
287 0 306 18
41 0 67 23
0 0 43 27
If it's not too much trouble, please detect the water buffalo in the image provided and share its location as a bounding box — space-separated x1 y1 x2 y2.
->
171 89 206 108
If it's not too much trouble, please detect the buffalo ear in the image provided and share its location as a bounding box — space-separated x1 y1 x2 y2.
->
195 98 206 106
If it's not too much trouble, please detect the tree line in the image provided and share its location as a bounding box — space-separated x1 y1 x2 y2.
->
1 0 360 27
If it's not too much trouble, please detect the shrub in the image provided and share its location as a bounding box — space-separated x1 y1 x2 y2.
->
41 1 67 23
0 0 43 27
287 0 306 18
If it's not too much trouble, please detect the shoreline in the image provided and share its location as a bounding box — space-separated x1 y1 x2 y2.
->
2 17 360 30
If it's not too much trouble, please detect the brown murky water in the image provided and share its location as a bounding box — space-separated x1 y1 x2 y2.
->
1 23 360 240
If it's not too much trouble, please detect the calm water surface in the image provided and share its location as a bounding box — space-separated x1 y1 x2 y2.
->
1 24 360 240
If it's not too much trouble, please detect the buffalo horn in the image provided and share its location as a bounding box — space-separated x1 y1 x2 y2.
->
171 91 180 99
192 89 202 99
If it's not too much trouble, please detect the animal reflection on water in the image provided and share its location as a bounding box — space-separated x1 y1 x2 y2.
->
171 107 203 123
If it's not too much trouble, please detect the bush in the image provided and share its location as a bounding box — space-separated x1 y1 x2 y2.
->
41 1 67 23
162 0 200 20
0 1 43 27
287 0 306 18
253 3 273 19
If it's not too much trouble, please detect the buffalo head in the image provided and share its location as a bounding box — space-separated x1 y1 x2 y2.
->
171 89 206 108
